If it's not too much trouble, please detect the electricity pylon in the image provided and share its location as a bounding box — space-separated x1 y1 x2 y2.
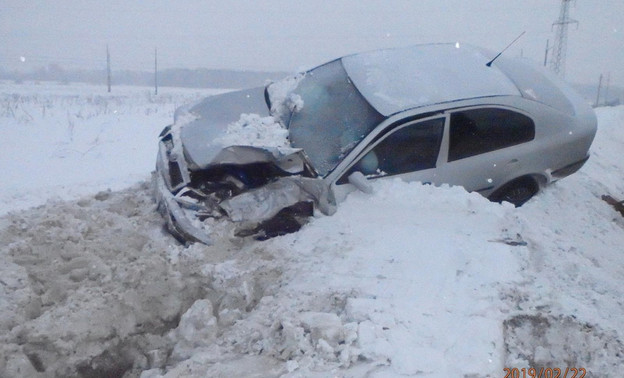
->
549 0 578 78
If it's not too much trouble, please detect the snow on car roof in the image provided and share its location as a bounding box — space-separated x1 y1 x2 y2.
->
341 43 521 116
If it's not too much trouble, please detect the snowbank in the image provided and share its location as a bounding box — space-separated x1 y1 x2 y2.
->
1 81 623 377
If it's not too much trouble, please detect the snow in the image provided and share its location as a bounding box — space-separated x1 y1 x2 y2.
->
1 81 623 377
266 73 305 122
212 113 290 149
0 81 225 215
342 44 520 116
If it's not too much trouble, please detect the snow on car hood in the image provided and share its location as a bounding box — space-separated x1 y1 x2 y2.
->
212 113 289 149
177 86 296 170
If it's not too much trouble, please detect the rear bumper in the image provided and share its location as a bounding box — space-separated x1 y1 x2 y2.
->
552 154 590 179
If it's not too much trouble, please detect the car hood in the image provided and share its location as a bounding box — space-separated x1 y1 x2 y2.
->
177 86 274 169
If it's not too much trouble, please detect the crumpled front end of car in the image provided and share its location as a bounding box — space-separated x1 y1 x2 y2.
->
154 125 214 244
154 122 334 245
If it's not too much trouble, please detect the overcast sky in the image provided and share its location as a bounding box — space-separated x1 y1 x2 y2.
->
1 0 622 86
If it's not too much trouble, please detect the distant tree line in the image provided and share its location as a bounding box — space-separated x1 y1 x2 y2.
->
0 64 290 89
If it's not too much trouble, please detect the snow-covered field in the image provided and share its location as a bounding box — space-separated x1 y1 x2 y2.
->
1 82 623 377
0 81 226 215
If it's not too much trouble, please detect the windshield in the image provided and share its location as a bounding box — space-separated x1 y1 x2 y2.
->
270 59 385 177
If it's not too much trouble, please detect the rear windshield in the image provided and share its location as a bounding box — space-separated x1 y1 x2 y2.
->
493 56 575 115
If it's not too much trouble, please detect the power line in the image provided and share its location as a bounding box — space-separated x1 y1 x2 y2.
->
549 0 578 78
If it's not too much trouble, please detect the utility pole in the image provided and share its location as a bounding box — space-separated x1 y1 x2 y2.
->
544 39 550 67
604 72 611 104
106 45 112 93
595 74 603 107
549 0 578 78
154 47 158 95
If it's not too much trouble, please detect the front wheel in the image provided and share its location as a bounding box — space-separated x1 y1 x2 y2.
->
489 178 539 207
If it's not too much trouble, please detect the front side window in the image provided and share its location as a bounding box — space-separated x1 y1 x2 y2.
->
448 108 535 162
339 117 444 183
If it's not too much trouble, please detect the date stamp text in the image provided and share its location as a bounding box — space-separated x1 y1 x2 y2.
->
504 367 587 378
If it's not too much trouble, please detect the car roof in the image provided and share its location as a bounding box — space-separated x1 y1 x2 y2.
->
341 43 523 116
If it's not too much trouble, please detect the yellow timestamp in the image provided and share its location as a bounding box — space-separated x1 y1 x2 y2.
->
503 367 587 378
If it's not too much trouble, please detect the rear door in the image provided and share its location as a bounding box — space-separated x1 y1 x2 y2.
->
434 106 536 194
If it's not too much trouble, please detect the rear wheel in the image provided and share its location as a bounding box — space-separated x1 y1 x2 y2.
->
489 177 539 207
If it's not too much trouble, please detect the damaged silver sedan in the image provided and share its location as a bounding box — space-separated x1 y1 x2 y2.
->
154 44 596 244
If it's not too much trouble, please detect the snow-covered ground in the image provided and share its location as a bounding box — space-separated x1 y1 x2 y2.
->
1 82 623 377
0 81 226 215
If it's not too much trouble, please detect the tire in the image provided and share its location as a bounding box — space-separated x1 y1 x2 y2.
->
489 177 539 207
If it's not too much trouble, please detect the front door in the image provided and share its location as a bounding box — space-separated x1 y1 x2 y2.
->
330 116 447 203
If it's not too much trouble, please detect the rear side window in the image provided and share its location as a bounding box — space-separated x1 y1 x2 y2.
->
448 108 535 162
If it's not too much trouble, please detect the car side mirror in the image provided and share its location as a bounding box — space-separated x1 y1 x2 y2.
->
348 171 373 194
